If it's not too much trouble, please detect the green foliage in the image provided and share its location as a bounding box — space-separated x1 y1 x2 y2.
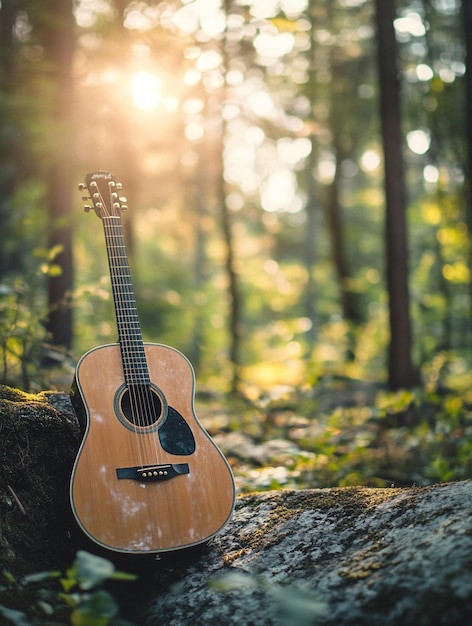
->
210 571 326 626
204 350 472 493
0 278 46 390
0 551 137 626
0 246 75 390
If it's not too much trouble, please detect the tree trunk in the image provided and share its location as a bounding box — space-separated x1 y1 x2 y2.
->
302 0 321 349
463 0 472 218
325 5 361 329
304 158 318 348
325 135 361 328
0 0 22 276
218 167 242 394
374 0 416 390
220 0 243 394
44 0 75 350
462 0 472 346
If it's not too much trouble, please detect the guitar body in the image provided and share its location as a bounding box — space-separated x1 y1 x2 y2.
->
70 342 235 553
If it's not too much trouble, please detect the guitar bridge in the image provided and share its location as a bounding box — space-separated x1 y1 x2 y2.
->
116 463 189 482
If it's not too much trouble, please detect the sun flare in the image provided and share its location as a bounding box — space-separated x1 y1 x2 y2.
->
131 71 162 110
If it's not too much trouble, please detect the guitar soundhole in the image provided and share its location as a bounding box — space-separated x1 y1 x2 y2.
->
120 385 162 428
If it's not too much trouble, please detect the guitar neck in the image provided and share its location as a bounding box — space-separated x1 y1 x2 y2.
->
102 216 150 386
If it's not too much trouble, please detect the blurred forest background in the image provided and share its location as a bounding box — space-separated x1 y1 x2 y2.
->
1 0 471 490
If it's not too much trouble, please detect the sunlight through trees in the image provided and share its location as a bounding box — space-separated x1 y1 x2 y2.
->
0 0 469 396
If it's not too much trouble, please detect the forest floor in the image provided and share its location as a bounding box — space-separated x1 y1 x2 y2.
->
10 356 472 492
1 375 471 626
194 375 472 493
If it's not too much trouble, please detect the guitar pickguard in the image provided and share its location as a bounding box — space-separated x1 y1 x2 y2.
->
158 406 195 455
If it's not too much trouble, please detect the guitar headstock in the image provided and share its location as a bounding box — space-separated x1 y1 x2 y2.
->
78 170 127 219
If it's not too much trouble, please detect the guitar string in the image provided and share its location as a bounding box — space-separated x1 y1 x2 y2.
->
105 183 161 461
100 181 160 469
97 182 142 459
105 215 149 465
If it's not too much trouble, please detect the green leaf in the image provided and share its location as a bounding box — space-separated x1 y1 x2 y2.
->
71 590 118 626
48 243 64 261
59 591 82 607
73 551 116 590
61 576 78 593
210 571 254 591
46 263 63 277
37 599 54 616
0 604 32 626
1 571 16 585
269 585 325 626
110 571 138 582
23 570 61 585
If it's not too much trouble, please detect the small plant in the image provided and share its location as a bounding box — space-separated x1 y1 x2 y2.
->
0 551 137 626
0 245 66 390
211 571 326 626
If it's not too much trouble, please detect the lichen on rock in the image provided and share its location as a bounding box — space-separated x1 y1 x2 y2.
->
141 481 472 626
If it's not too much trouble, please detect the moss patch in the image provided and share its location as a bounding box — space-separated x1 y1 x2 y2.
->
231 486 405 555
0 385 80 576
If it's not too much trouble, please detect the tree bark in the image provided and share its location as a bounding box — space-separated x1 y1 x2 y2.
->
462 0 472 345
218 166 242 394
302 0 321 349
44 0 75 350
325 4 361 328
463 0 472 217
374 0 416 389
0 0 23 276
304 159 319 347
220 0 243 394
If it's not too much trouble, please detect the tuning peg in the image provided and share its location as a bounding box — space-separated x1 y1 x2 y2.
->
116 182 123 190
81 196 90 201
84 205 92 213
121 204 128 211
119 196 127 203
78 182 86 190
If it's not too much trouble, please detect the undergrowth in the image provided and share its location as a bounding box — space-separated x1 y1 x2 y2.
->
0 550 136 626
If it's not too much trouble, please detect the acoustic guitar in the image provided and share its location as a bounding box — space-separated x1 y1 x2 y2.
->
70 170 235 553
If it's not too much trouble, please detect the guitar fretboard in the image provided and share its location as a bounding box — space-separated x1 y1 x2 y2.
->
103 217 150 386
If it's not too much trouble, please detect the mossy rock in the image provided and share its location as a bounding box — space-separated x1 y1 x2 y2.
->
141 481 472 626
0 385 80 575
